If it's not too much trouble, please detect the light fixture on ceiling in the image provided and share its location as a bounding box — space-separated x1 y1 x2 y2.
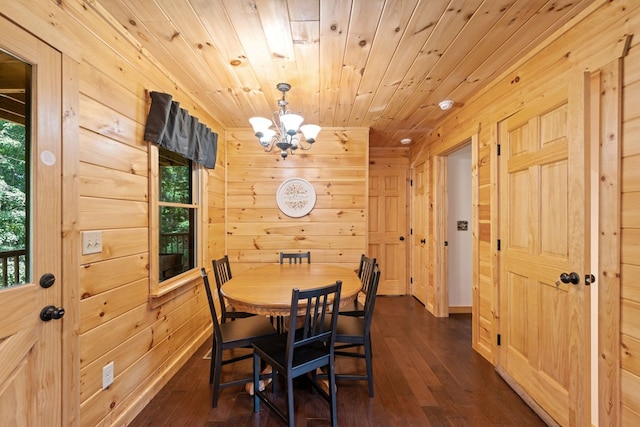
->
400 138 411 145
439 99 454 110
249 83 321 159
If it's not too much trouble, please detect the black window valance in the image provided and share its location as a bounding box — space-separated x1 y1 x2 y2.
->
144 91 217 169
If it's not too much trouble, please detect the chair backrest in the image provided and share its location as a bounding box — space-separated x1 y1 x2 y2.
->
212 255 232 321
357 254 377 295
362 265 381 334
285 281 342 365
200 268 223 343
279 251 311 264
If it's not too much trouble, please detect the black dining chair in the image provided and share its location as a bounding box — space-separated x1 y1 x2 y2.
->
329 264 381 397
339 254 377 317
200 268 278 408
252 281 342 427
279 251 311 264
275 251 311 333
212 255 255 322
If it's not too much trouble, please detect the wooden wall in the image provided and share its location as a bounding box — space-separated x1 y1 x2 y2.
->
3 1 226 426
410 1 640 423
621 30 640 425
225 128 368 271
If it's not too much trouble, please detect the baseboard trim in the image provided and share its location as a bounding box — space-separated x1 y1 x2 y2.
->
448 306 472 314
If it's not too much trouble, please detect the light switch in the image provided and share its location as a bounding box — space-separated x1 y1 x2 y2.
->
82 231 103 255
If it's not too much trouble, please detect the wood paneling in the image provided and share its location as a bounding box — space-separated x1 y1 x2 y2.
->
226 128 368 270
94 0 597 147
621 29 640 425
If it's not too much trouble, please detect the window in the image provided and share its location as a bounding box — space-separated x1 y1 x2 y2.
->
0 50 30 288
150 145 205 296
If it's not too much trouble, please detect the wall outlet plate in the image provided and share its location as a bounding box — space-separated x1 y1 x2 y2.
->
102 361 114 389
82 231 102 255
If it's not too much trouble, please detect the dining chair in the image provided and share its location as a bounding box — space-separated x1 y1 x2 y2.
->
330 265 381 397
200 268 278 408
275 251 311 333
279 251 311 264
212 255 255 322
339 254 377 317
252 280 342 427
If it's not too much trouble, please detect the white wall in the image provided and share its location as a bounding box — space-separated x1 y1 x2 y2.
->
447 144 472 308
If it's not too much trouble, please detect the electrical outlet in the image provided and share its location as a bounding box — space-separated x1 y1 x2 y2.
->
102 361 114 389
82 231 103 255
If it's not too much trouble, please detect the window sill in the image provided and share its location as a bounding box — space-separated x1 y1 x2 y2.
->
149 268 201 308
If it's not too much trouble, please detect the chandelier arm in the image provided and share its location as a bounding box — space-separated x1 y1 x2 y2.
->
260 138 278 153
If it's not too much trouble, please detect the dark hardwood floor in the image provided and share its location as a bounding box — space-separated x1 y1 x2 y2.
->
129 296 546 426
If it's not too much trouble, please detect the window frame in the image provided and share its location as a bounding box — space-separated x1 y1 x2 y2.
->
149 143 207 298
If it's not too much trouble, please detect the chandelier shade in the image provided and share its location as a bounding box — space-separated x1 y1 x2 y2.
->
249 83 320 159
249 116 273 134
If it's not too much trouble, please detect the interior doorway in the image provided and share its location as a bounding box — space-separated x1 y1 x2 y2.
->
431 138 473 318
447 144 472 313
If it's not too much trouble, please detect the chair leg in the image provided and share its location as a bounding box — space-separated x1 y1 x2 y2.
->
286 374 295 427
253 353 260 412
209 340 216 384
365 339 374 398
212 346 222 408
329 359 338 427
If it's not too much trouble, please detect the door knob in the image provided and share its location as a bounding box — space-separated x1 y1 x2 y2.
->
399 236 405 241
420 239 426 244
40 305 65 321
559 272 580 285
585 274 596 286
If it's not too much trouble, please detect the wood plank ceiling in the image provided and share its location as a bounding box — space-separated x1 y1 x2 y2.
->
94 0 597 147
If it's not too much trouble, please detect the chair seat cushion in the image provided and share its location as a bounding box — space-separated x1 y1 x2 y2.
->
220 315 277 343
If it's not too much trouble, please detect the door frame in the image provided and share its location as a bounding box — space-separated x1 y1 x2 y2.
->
430 136 476 318
61 54 80 426
594 59 622 427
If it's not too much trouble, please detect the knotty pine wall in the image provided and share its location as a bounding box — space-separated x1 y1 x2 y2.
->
621 33 640 424
4 1 224 426
225 128 368 271
410 1 640 423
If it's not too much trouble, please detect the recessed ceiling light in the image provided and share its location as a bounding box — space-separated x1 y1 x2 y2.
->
439 99 454 110
400 138 411 145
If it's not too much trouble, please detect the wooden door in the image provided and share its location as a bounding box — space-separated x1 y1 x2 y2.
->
498 79 589 425
411 161 428 304
369 164 408 295
0 17 63 425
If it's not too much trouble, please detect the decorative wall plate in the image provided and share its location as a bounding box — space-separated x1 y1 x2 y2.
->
276 178 316 218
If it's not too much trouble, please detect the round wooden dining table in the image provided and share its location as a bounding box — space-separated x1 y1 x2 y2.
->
221 263 362 317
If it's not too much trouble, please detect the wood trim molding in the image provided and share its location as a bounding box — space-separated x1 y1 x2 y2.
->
61 53 81 427
432 155 448 317
597 58 622 427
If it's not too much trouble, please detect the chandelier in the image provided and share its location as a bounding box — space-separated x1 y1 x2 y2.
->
249 83 321 159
